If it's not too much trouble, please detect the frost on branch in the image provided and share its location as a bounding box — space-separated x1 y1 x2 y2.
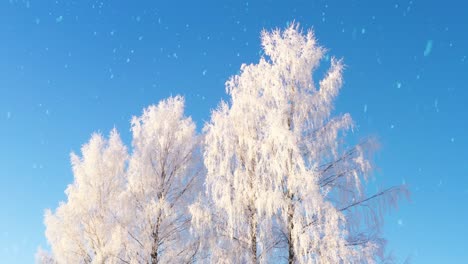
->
39 24 406 264
191 23 406 263
43 129 128 264
121 96 201 263
35 246 56 264
40 96 201 264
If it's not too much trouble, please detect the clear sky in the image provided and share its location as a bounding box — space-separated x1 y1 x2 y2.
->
1 0 467 263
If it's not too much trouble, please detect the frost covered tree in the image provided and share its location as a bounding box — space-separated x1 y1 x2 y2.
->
191 24 406 263
43 129 129 263
41 96 201 264
39 24 405 264
121 96 201 264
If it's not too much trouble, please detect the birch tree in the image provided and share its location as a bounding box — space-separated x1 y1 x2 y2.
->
43 129 128 264
121 96 200 264
191 24 406 264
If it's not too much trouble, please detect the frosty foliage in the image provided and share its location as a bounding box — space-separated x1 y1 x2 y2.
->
190 23 405 263
41 97 200 264
44 129 128 264
35 246 56 264
40 24 405 264
121 96 201 263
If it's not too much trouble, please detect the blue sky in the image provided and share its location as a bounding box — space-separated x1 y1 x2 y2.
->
1 0 467 263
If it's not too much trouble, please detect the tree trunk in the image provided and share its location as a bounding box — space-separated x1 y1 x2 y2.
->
287 200 295 264
249 205 258 264
151 213 162 264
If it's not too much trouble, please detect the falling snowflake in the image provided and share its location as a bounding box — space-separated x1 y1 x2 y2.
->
424 40 433 57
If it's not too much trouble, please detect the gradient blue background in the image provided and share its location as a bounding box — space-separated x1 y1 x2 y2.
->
1 0 467 263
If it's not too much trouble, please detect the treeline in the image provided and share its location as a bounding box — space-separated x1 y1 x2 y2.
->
37 24 407 264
